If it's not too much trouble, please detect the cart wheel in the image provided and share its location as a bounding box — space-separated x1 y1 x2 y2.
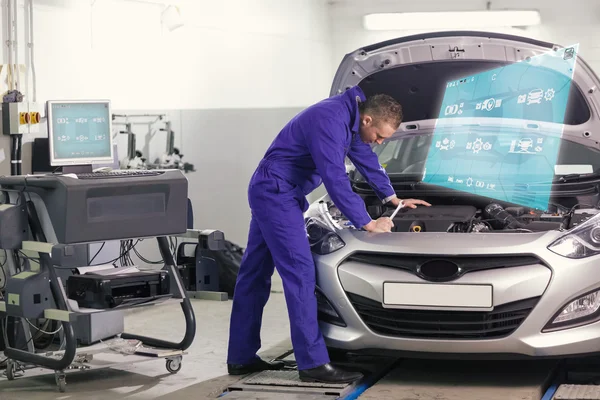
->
166 357 182 374
55 373 67 393
6 360 15 381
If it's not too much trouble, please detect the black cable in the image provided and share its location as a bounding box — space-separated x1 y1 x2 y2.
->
86 238 171 268
0 316 38 365
126 240 135 266
118 241 125 266
16 135 22 175
132 245 163 264
31 319 60 350
17 251 40 262
168 237 178 256
0 250 7 290
559 203 596 230
10 135 19 176
89 239 139 267
123 240 136 266
88 242 105 264
90 249 129 266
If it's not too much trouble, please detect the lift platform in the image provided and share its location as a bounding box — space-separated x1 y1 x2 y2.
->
223 350 399 399
220 350 600 400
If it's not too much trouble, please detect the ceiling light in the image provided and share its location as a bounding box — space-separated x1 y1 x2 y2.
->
363 10 542 31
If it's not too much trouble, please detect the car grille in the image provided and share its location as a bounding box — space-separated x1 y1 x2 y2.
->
344 253 541 274
347 293 539 340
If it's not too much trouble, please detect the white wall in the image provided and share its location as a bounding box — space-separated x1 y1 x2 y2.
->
1 0 333 110
329 0 600 74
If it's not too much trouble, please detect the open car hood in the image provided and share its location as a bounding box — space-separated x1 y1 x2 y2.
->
330 31 600 149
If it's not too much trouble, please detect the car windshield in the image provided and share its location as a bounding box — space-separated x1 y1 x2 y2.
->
367 134 600 179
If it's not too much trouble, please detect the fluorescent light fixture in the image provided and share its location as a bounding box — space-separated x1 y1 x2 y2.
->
363 10 541 31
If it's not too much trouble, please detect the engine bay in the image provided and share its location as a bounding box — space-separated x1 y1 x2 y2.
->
319 200 600 233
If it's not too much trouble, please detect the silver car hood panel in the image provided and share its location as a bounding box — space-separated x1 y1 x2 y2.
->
329 31 600 148
334 229 561 257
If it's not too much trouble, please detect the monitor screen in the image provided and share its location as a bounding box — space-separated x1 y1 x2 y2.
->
47 100 114 166
422 44 579 211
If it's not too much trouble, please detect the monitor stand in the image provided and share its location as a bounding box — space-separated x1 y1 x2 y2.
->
62 165 93 174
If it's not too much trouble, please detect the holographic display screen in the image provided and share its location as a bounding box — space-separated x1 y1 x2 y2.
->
422 45 579 210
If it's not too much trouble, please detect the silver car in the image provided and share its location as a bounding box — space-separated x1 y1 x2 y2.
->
305 31 600 359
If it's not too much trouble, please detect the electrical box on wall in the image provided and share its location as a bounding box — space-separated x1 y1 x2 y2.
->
26 102 41 134
1 102 42 135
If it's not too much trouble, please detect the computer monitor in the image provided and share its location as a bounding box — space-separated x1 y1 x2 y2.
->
46 100 114 173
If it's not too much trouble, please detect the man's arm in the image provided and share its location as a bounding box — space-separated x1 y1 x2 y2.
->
347 138 432 210
304 116 375 230
347 137 397 204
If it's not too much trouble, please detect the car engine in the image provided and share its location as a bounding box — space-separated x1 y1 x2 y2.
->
381 205 478 233
317 200 600 233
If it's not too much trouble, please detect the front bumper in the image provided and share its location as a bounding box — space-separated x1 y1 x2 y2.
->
315 230 600 358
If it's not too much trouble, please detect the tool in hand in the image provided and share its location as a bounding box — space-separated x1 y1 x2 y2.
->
389 200 404 220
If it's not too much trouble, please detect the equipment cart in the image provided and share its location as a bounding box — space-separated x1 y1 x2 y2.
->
0 170 219 392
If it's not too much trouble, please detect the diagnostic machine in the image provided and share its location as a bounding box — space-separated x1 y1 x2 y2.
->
0 100 197 373
0 99 189 244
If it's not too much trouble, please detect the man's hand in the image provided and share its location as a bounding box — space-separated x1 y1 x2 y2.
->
390 197 432 209
363 217 394 233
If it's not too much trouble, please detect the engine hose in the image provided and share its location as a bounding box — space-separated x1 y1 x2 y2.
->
484 203 525 229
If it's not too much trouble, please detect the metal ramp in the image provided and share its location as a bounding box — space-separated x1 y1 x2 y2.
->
228 370 349 399
549 358 600 400
221 352 571 399
553 385 600 399
222 350 399 399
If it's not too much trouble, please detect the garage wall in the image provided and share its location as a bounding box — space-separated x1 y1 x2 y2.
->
328 0 600 73
1 0 333 109
0 0 334 258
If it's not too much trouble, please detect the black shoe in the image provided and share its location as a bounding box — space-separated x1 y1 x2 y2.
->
227 357 286 375
299 363 363 384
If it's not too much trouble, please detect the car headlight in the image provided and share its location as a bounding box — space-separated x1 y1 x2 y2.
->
548 213 600 259
306 217 345 255
544 289 600 331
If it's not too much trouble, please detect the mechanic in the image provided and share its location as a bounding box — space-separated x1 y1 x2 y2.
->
227 85 430 384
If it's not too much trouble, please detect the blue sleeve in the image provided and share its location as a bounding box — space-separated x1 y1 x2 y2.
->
347 137 396 202
304 117 373 229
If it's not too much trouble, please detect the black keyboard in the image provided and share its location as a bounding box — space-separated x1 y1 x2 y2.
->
75 170 165 179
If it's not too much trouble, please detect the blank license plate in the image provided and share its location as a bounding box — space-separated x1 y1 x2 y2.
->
383 282 493 308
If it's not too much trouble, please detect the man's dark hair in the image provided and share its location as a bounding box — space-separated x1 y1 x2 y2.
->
358 94 403 128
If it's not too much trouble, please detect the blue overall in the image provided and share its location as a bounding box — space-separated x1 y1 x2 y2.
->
227 86 396 370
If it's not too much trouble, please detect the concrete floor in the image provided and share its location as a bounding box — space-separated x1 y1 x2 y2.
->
0 275 290 400
0 272 568 400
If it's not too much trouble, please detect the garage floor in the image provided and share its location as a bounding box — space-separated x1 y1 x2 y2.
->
0 275 291 400
0 272 591 400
